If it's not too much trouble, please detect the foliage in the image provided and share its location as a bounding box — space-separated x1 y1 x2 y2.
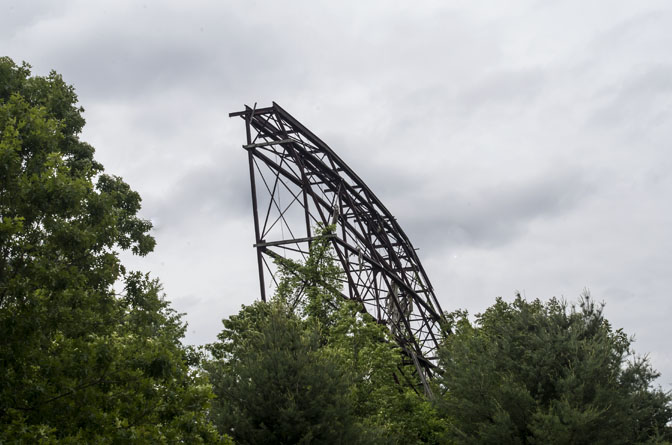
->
328 300 450 444
0 57 227 443
436 292 672 445
206 226 449 443
273 225 344 340
206 300 364 444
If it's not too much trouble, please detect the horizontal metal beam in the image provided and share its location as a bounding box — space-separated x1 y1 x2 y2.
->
254 234 334 248
243 138 294 149
229 106 274 118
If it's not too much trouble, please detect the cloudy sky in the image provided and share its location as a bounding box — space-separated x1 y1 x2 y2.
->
4 1 671 388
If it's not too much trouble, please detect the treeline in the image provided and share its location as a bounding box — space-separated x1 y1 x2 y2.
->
1 57 670 444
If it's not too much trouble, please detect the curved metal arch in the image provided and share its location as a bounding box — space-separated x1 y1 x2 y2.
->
231 102 446 394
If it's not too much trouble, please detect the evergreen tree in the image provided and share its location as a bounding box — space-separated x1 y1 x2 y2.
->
206 300 364 444
436 293 672 444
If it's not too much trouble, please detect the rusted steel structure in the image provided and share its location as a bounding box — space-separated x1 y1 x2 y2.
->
230 102 446 394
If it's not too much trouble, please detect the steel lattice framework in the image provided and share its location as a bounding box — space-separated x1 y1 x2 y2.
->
230 102 446 394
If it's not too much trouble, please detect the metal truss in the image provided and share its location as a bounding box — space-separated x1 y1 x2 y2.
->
230 102 446 395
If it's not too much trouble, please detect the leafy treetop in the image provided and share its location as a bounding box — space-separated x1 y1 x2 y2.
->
436 293 672 444
0 57 227 443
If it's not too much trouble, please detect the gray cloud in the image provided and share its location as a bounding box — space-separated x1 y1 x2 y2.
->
0 1 58 41
148 150 252 232
390 166 594 251
587 64 672 132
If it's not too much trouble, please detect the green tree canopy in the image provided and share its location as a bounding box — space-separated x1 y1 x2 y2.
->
206 299 364 444
206 228 449 444
436 293 672 445
0 57 226 443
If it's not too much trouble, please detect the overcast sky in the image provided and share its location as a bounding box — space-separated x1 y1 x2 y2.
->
3 0 671 388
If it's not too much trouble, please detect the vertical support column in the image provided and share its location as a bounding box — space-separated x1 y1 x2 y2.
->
295 148 313 244
246 114 267 302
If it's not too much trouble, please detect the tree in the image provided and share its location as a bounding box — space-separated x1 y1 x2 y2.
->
206 300 365 444
273 225 345 342
327 299 450 444
282 228 449 443
436 293 672 445
206 227 449 443
0 57 226 443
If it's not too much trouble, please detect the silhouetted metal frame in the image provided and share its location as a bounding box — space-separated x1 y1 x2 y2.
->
231 102 447 395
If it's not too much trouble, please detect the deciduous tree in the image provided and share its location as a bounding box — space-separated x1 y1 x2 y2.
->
0 57 226 443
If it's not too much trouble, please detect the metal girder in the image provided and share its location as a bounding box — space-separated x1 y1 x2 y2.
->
231 102 447 395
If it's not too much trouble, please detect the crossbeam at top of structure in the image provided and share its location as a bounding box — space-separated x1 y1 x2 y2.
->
228 106 275 117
